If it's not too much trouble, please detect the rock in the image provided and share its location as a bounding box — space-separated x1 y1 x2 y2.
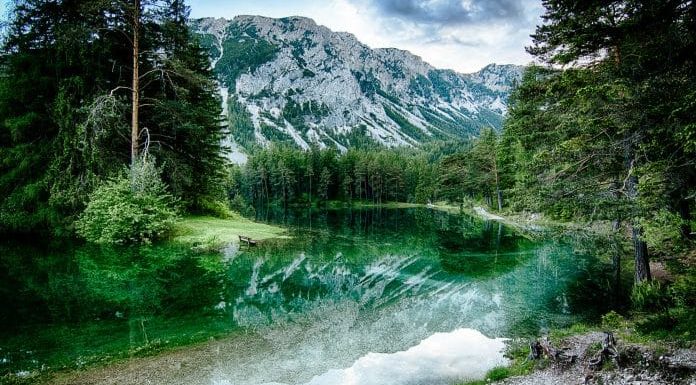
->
191 16 524 151
663 349 696 370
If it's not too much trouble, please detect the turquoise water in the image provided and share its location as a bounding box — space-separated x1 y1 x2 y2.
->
0 208 619 384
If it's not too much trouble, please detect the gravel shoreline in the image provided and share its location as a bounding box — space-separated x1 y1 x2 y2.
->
502 332 696 385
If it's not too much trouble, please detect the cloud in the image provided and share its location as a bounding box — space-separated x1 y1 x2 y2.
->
184 0 542 73
332 0 542 72
365 0 527 26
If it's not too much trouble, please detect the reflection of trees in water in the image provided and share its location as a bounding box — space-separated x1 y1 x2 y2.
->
436 216 531 278
0 243 222 329
0 208 632 375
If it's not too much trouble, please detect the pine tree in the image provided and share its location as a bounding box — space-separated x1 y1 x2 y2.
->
512 0 696 282
0 0 226 235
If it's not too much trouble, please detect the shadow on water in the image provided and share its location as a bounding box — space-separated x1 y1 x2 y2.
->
0 207 628 377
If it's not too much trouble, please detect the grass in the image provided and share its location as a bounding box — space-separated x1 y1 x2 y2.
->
457 339 537 385
171 215 289 250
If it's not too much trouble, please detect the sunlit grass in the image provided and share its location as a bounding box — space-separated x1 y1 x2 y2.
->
171 215 289 249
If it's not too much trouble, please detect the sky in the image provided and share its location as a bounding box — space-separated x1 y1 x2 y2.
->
0 0 546 73
187 0 545 73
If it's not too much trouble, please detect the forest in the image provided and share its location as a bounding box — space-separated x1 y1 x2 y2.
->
0 0 227 242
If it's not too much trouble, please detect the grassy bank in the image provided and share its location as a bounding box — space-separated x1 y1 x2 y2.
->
171 215 289 249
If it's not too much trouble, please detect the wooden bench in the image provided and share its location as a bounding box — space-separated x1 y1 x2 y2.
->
239 235 258 246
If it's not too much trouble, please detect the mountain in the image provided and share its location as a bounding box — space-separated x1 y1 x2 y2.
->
191 16 523 153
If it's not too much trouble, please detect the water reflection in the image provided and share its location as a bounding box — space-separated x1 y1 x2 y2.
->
0 208 621 379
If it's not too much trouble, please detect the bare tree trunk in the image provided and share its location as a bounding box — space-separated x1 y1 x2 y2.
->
131 0 140 167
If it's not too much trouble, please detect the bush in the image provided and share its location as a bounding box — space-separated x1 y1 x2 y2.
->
601 310 626 329
670 273 696 308
230 194 256 217
639 209 686 253
76 160 178 244
195 196 236 219
631 281 669 312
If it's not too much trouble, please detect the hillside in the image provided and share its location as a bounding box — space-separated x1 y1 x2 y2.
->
192 16 523 152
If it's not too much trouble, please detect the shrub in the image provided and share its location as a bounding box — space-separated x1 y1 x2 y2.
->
640 209 686 253
631 281 669 312
76 160 178 244
195 196 236 219
601 310 626 329
670 273 696 308
230 194 256 217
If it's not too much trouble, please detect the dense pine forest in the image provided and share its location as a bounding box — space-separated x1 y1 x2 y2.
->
0 0 227 241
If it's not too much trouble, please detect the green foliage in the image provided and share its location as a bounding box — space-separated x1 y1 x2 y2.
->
194 32 220 59
498 0 696 288
236 145 439 207
193 197 236 219
601 310 627 330
635 307 696 342
630 281 668 312
439 128 504 209
230 194 256 218
669 273 696 308
227 96 257 149
485 366 512 381
382 104 428 142
75 162 178 245
427 70 453 102
639 209 685 253
0 0 226 237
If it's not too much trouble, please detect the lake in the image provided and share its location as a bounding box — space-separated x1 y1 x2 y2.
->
0 207 621 384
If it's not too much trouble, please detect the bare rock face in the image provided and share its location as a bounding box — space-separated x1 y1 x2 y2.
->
191 16 524 151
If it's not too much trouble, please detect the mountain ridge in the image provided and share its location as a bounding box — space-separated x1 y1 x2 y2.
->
191 15 524 154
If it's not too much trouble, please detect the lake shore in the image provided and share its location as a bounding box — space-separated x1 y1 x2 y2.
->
471 330 696 385
170 215 290 250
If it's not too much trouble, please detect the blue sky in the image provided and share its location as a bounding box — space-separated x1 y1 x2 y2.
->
1 0 545 73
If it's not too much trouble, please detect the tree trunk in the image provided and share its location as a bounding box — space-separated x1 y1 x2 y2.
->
131 0 140 167
632 226 651 282
625 145 651 283
493 152 502 211
678 198 692 239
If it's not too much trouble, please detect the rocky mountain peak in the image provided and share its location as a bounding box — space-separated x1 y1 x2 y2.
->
191 16 524 154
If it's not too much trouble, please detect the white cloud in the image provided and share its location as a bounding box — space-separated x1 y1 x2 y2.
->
187 0 543 73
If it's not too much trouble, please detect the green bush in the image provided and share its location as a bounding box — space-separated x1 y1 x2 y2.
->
230 194 256 217
670 273 696 308
76 161 178 244
195 196 236 219
640 209 686 253
486 366 511 381
601 310 626 329
631 281 669 312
